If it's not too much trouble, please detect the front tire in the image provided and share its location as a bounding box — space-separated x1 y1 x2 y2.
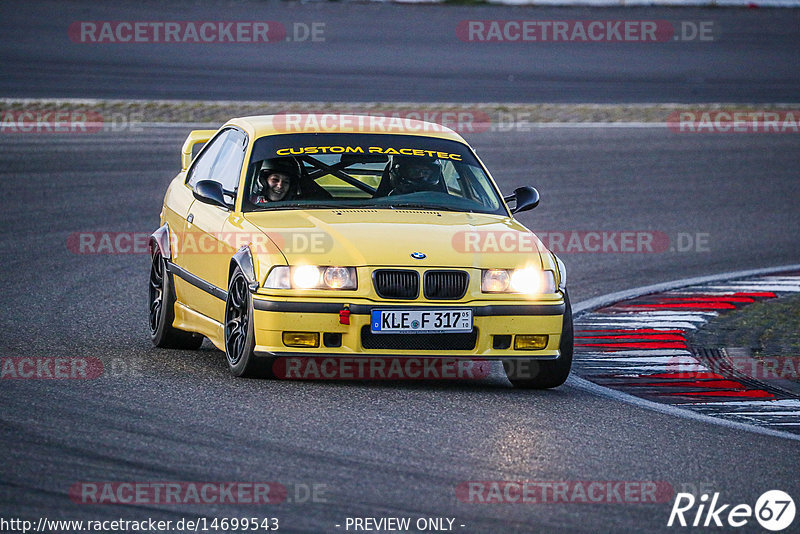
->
504 290 573 389
149 248 203 349
224 267 273 378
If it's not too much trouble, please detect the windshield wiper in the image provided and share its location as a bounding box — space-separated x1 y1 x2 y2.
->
386 203 458 212
250 202 347 211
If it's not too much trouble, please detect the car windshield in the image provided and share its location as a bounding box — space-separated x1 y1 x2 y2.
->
243 133 507 215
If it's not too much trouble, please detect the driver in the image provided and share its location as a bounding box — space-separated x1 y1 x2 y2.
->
250 158 299 205
387 156 443 195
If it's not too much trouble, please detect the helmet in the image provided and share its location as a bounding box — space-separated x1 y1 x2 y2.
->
256 157 301 201
257 157 300 186
388 156 442 194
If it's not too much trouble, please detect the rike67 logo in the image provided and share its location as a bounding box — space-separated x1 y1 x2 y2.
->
668 490 795 531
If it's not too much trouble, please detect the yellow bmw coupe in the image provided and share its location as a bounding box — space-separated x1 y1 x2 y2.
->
149 114 571 388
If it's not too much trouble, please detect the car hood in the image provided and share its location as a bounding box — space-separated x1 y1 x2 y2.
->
243 209 548 270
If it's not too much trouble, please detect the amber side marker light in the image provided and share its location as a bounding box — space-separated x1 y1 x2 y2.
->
514 335 548 350
283 332 320 348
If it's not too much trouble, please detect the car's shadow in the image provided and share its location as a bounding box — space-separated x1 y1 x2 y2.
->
143 341 575 395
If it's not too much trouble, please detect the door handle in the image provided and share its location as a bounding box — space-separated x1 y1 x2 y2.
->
187 214 194 224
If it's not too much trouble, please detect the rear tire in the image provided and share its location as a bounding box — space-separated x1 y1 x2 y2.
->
504 290 573 389
149 248 204 349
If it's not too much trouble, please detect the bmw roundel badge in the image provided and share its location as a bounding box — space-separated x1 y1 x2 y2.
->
411 252 427 260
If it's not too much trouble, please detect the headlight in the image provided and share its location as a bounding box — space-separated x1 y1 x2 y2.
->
481 269 510 292
265 266 357 290
510 268 542 293
323 266 355 289
264 266 291 289
293 265 322 289
481 268 556 294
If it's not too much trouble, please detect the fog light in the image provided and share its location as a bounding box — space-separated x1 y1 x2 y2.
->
282 332 319 348
514 335 548 350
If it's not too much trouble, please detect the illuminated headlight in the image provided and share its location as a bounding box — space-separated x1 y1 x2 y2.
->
293 265 322 289
481 268 556 294
265 266 357 290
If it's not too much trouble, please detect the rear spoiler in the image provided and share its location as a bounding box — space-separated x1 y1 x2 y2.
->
181 130 217 170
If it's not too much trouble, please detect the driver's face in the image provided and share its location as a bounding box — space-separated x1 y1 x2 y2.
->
265 172 291 201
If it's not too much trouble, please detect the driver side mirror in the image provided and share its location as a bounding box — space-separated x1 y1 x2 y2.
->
193 180 232 209
504 186 540 214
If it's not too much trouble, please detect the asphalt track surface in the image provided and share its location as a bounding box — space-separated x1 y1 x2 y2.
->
0 126 799 532
1 1 799 103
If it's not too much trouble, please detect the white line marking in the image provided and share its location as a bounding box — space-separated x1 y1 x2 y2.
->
577 349 693 357
678 399 800 408
578 321 700 329
723 411 800 416
594 311 718 318
699 284 800 292
579 356 701 364
584 369 712 375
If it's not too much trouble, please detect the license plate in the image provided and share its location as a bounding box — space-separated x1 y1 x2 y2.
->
370 309 473 334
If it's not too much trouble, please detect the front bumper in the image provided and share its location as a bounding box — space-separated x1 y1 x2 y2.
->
251 296 566 359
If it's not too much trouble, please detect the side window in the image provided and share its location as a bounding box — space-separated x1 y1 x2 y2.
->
187 129 246 192
441 160 464 196
456 163 500 210
187 132 226 188
211 130 247 192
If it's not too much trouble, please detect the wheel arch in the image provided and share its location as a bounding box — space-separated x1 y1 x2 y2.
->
229 245 259 291
149 223 172 259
